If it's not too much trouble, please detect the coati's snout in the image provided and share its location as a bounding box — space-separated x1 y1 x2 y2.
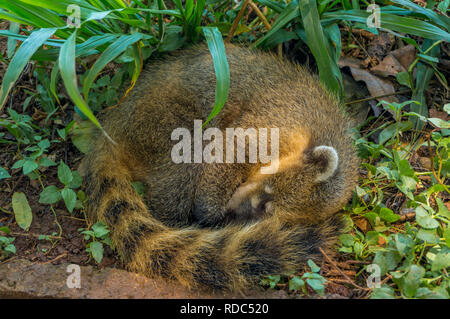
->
224 145 343 224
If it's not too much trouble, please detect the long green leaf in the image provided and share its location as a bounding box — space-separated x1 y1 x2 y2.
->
7 22 20 59
255 0 300 48
0 0 66 27
390 0 450 31
0 27 57 111
58 31 102 131
202 27 230 126
83 33 145 100
323 10 450 42
411 40 440 131
299 0 342 98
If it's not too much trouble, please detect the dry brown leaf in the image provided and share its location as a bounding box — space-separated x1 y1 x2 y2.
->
378 236 386 246
390 45 416 70
371 54 406 77
340 57 399 114
354 217 371 233
370 45 415 77
418 157 432 170
347 67 398 103
429 109 449 121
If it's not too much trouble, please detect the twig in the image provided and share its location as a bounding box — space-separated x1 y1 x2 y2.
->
226 0 250 42
0 256 18 265
248 0 271 30
9 232 63 240
345 89 411 105
39 252 67 265
319 247 367 290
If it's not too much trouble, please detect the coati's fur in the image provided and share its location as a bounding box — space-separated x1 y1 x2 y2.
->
83 44 359 292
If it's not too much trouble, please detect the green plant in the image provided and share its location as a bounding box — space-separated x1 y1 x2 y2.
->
288 260 327 296
0 0 230 135
78 221 112 264
260 260 327 296
0 226 16 260
39 161 84 213
341 101 449 299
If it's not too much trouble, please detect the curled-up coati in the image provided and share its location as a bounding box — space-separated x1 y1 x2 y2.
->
83 44 359 291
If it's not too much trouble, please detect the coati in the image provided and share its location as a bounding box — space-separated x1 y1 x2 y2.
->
83 44 359 292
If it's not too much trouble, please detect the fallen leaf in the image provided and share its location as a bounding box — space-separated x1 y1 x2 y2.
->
348 67 398 103
371 54 406 77
12 192 33 231
378 235 386 246
418 157 432 170
339 57 399 105
390 45 416 70
354 217 371 233
429 109 449 121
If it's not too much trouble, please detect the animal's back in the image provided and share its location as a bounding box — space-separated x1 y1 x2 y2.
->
83 44 358 292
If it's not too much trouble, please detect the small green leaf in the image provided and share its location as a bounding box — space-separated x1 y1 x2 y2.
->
394 233 414 256
289 276 305 291
339 234 355 247
416 228 440 244
306 277 325 296
68 171 83 189
39 157 57 167
4 244 16 254
89 241 104 264
23 160 38 175
39 185 62 204
61 188 77 213
11 192 32 231
428 118 450 129
91 222 110 238
307 259 320 273
379 207 400 223
404 265 425 298
371 285 395 299
58 161 73 185
415 206 439 229
0 167 11 180
431 252 450 272
396 71 410 88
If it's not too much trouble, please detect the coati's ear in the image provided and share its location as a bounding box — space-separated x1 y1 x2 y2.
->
312 145 339 182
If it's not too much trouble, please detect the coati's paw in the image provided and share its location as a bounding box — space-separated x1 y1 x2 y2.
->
224 183 274 223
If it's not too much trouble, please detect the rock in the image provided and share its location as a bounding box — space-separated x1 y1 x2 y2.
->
0 259 290 299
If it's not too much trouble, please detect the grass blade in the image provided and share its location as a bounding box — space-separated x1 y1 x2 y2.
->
254 0 300 48
299 0 342 98
58 31 102 131
390 0 450 31
7 22 20 59
202 26 230 126
323 10 450 42
0 27 57 111
83 33 145 100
